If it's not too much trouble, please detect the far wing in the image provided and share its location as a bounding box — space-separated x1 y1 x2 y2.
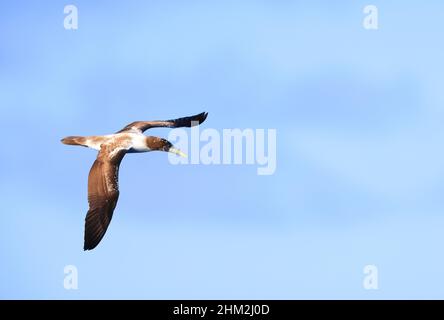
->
117 111 208 133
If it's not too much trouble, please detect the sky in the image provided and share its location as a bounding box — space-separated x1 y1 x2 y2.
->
1 0 444 299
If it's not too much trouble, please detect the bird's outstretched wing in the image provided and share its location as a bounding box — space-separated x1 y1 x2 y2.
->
84 146 126 250
117 111 208 133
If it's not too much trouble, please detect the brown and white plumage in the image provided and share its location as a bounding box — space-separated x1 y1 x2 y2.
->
61 112 208 250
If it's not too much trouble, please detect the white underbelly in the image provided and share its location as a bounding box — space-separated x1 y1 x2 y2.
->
129 134 151 152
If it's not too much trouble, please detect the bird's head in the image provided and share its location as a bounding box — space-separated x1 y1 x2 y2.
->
146 136 187 157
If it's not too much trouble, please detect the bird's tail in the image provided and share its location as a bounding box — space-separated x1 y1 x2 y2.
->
61 136 88 147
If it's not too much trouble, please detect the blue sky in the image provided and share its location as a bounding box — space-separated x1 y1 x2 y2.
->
1 1 444 299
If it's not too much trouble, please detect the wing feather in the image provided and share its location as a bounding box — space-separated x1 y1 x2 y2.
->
117 111 208 133
83 147 125 250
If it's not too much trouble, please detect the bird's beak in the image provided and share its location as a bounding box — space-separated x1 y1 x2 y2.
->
169 147 187 158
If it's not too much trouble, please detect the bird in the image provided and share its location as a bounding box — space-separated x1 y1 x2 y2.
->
61 111 208 250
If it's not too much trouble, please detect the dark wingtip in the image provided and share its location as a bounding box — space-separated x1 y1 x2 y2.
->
187 111 208 127
198 111 208 124
83 237 99 251
83 243 95 251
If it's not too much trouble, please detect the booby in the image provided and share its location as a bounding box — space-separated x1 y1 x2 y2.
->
61 112 208 250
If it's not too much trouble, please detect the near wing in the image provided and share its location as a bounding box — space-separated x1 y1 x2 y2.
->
117 111 208 133
83 148 126 250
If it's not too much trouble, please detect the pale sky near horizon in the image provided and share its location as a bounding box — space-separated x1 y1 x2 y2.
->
1 1 444 299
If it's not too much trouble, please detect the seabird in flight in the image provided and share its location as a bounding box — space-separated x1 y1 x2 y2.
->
61 112 208 250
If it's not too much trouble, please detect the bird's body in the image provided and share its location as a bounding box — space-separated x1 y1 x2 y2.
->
61 112 208 250
126 133 153 153
63 133 152 152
